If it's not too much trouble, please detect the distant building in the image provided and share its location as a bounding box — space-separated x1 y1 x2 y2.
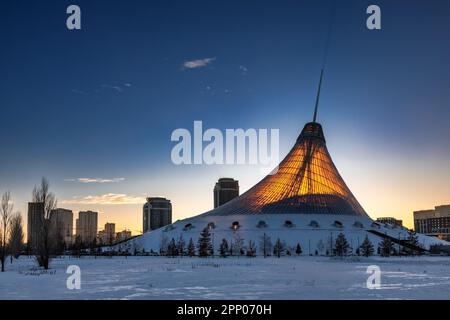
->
98 223 116 245
143 197 172 233
116 229 132 242
27 202 44 251
50 208 73 245
76 211 98 245
376 217 403 227
414 205 450 241
214 178 239 208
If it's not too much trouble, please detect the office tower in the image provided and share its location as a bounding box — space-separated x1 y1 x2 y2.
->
214 178 239 208
414 205 450 241
143 197 172 233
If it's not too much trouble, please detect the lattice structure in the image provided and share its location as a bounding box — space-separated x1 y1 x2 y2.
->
204 122 368 217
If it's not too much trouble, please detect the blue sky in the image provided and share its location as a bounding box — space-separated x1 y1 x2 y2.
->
1 0 450 232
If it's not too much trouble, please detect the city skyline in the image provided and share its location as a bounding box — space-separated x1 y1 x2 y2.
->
1 0 450 234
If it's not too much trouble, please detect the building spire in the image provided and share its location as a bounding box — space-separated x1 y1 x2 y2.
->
313 69 324 123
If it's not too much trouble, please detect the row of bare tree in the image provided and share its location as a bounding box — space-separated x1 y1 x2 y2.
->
0 177 58 272
31 177 57 269
0 192 25 272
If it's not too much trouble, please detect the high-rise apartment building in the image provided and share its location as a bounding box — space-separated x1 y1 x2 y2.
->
143 197 172 233
214 178 239 208
76 210 98 245
50 208 73 245
98 222 116 245
27 202 44 251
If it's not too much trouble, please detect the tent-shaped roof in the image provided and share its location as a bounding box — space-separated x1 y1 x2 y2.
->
203 122 369 217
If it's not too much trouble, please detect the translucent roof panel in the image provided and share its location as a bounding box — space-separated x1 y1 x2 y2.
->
203 122 369 217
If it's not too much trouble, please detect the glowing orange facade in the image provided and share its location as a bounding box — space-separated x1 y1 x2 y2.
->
205 122 368 217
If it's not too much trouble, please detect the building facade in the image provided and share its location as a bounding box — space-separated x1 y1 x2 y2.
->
98 222 116 245
414 205 450 241
27 202 44 251
76 210 98 245
213 178 239 208
116 229 132 242
50 208 73 245
376 217 403 227
143 197 172 233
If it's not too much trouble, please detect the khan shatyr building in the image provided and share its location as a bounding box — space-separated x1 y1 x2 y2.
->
204 121 368 218
117 72 446 255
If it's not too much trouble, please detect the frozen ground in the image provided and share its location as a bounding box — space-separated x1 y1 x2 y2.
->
0 256 449 300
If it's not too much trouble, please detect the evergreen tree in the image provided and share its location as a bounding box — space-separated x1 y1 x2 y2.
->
295 243 302 255
187 238 196 257
167 238 178 257
177 234 186 256
334 233 350 257
273 238 285 258
197 227 213 257
246 240 256 257
219 239 229 257
405 230 421 255
160 235 169 256
359 235 374 257
379 237 394 257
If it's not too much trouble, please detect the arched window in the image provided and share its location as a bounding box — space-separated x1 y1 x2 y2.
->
231 221 240 230
333 220 343 228
284 220 294 228
183 223 193 231
371 222 381 229
309 220 319 228
256 220 267 228
353 221 364 228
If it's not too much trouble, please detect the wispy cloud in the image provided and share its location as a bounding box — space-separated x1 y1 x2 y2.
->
182 57 216 70
64 178 125 184
239 65 248 75
101 84 123 93
72 83 132 95
71 89 89 95
62 193 145 205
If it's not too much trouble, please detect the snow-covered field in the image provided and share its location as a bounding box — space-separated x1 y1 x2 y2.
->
0 256 449 300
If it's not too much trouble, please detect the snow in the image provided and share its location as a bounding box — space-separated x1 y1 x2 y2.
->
110 214 448 254
1 255 450 299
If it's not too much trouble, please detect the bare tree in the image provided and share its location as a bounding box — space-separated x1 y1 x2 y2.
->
8 213 24 263
259 233 272 258
32 177 57 269
0 191 13 272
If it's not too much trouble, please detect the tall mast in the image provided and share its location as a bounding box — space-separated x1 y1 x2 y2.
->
313 69 324 123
